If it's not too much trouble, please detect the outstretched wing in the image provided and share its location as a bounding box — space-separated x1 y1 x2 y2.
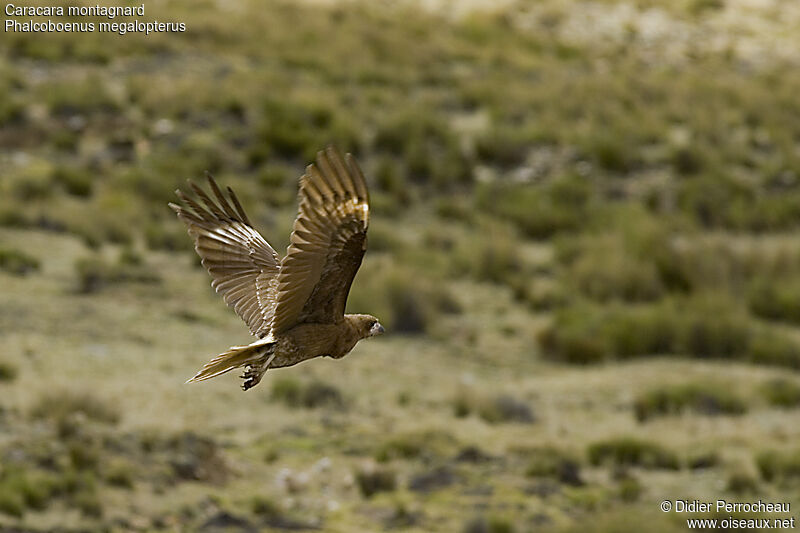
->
170 176 280 338
270 147 370 334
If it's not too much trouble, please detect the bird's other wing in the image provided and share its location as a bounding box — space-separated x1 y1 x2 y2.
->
270 147 369 334
170 176 280 338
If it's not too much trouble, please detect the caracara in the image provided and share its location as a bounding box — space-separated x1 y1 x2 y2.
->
170 147 384 391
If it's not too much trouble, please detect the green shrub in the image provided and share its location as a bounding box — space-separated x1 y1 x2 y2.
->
523 446 583 486
749 330 800 369
463 515 516 533
256 96 359 161
257 162 294 189
566 241 664 302
603 306 680 359
355 463 396 498
301 380 344 408
347 261 458 335
144 222 194 252
677 180 800 233
761 378 800 408
479 395 535 424
687 451 720 470
689 0 725 14
104 459 134 489
588 438 680 470
73 486 103 517
633 383 747 422
51 167 93 197
270 378 344 409
43 75 119 116
555 220 673 302
74 256 116 293
678 300 751 358
18 472 53 510
30 390 120 426
452 390 534 424
366 221 406 254
521 278 570 311
385 279 429 334
373 107 457 185
756 449 800 484
582 132 638 173
557 510 681 533
476 177 594 239
435 197 474 223
0 91 24 127
647 236 800 295
8 161 54 201
69 441 101 472
165 431 229 484
0 247 40 276
59 468 98 497
0 203 31 228
748 279 800 325
670 146 704 175
250 496 282 519
474 124 537 168
74 252 160 293
270 377 302 406
678 174 755 229
748 192 800 232
0 468 60 516
428 142 473 189
617 476 644 502
0 484 24 517
0 361 17 382
375 430 457 462
538 303 678 364
118 247 143 266
451 222 524 286
538 305 609 364
375 438 423 462
540 296 800 368
726 471 759 494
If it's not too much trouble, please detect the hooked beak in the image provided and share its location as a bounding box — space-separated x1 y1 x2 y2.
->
370 322 385 337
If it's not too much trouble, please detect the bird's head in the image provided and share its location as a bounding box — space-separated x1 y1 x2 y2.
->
349 314 385 339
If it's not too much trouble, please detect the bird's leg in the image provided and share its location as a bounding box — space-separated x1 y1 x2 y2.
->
240 346 277 391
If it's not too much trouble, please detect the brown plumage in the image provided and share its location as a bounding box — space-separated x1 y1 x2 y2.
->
169 147 384 390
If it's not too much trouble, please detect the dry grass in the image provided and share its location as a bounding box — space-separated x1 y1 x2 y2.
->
2 0 800 530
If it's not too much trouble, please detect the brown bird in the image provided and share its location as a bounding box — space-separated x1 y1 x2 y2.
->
169 147 384 391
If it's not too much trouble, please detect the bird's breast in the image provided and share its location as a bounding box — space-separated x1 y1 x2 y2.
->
270 322 353 367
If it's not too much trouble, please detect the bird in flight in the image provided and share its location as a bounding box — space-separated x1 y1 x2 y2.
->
169 147 384 391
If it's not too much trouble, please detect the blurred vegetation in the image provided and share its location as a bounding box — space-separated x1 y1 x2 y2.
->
452 388 535 424
761 378 800 409
374 430 458 463
0 247 40 276
633 382 747 422
30 390 121 428
521 445 583 486
588 438 681 470
74 249 160 293
756 449 800 485
2 0 800 530
539 296 800 368
0 362 17 382
270 377 345 409
355 462 397 498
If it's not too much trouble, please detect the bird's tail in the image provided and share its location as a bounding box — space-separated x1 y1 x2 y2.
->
186 337 276 389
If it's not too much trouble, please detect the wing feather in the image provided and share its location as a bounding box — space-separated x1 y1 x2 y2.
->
171 176 280 337
271 147 369 333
